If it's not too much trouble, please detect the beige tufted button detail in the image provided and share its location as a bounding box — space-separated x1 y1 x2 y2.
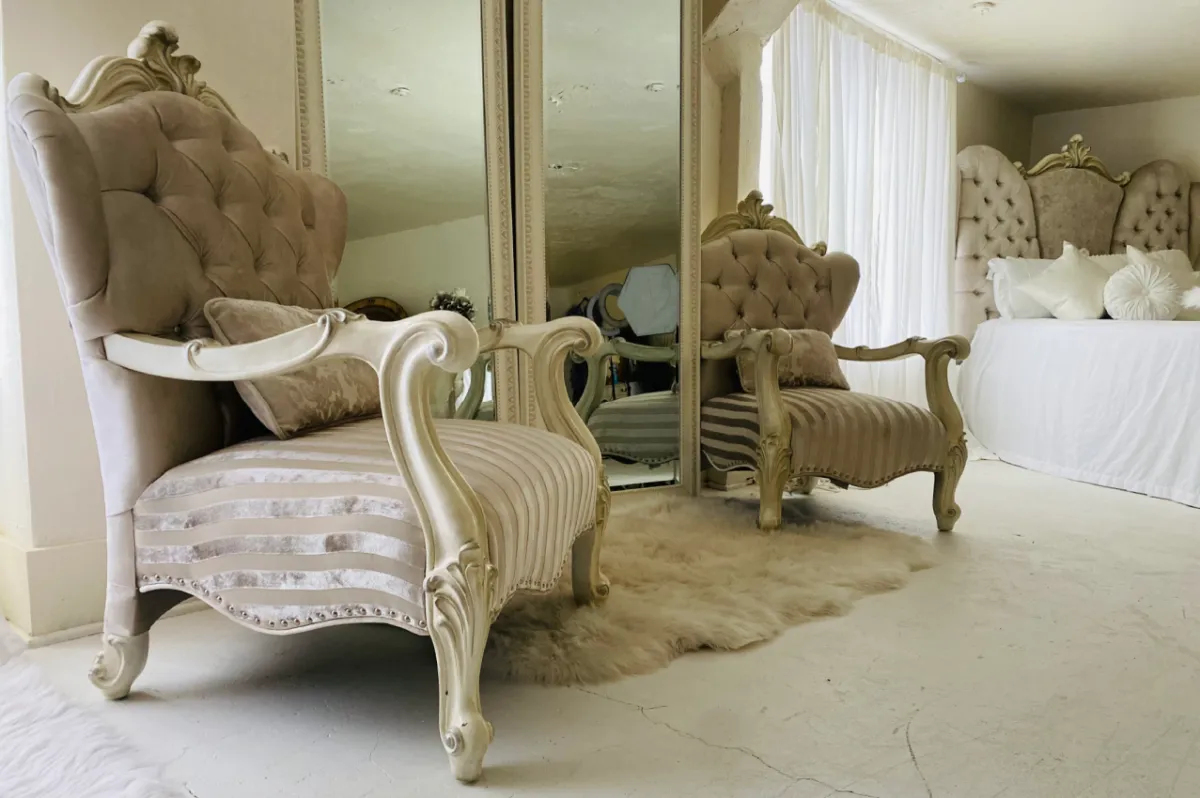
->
1176 190 1184 198
983 197 992 205
973 178 982 187
1007 198 1015 206
1006 235 1014 242
1157 191 1164 199
972 289 984 297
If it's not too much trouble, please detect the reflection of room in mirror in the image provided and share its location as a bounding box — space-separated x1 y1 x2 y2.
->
544 0 683 489
319 0 496 415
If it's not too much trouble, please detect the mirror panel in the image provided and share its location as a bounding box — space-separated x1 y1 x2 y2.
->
543 0 683 489
320 0 498 419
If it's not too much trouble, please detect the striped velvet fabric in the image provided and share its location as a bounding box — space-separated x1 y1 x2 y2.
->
701 389 947 486
133 417 596 634
587 390 680 466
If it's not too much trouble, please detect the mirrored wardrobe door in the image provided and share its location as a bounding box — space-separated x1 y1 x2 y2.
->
295 0 519 423
515 0 701 492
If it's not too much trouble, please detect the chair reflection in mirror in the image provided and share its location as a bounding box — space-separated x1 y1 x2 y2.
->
573 264 682 487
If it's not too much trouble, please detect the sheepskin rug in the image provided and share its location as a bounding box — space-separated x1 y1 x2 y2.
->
0 619 185 798
485 492 937 685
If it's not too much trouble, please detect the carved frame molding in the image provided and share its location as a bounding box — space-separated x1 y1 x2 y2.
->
292 0 520 424
1015 133 1132 187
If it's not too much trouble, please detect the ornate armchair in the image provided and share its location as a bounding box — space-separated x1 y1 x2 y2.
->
6 23 608 783
698 193 970 531
576 338 681 468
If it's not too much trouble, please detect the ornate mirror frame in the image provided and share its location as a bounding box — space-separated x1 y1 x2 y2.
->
512 0 703 494
293 0 521 424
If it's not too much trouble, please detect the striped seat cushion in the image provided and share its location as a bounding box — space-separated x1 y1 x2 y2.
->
587 390 680 465
701 389 947 486
133 417 596 634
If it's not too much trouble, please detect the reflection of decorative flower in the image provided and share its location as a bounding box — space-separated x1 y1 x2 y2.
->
430 288 475 321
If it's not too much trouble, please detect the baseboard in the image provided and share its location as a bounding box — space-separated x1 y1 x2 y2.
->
0 534 106 639
21 600 210 649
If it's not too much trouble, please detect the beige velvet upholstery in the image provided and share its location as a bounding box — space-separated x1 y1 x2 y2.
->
701 390 948 485
955 146 1039 335
726 329 849 393
204 298 380 438
1027 169 1123 259
1113 161 1190 254
699 229 858 402
7 87 348 514
135 417 597 630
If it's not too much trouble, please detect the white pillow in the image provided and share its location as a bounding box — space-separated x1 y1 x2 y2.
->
1016 242 1110 320
1088 253 1131 275
1178 272 1200 321
1103 263 1181 321
986 257 1055 319
1124 245 1195 289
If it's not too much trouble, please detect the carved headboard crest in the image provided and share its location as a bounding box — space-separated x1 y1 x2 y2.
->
35 21 237 118
700 190 827 254
1014 134 1131 187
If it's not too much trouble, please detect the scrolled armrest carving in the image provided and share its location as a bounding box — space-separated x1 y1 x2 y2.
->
480 318 604 462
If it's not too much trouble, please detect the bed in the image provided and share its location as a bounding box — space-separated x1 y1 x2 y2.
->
954 135 1200 508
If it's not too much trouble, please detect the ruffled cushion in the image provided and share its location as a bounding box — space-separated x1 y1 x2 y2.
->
1104 263 1181 321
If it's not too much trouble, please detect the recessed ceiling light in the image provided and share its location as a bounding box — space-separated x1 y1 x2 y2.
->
645 81 665 92
389 85 410 97
956 73 968 84
972 1 996 13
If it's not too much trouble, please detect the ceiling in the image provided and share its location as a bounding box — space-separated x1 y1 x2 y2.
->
544 0 682 286
832 0 1200 113
321 0 488 241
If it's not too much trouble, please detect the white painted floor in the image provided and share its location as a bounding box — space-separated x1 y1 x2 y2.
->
27 461 1200 797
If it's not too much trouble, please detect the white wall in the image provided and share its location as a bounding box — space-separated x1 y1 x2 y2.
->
0 0 297 637
957 82 1033 164
1032 94 1200 178
337 215 492 322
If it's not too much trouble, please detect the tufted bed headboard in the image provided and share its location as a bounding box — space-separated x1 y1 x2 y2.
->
954 134 1198 336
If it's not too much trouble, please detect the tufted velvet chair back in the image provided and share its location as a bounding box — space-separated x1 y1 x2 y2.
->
699 228 860 402
7 80 349 517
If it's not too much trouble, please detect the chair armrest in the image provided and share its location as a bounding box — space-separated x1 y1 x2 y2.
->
574 338 680 421
833 335 970 365
454 354 492 420
104 310 496 608
834 335 971 456
478 318 605 466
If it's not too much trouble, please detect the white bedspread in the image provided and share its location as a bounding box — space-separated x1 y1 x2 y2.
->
960 319 1200 509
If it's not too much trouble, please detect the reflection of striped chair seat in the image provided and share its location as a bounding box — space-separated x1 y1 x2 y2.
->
587 390 680 466
133 417 596 633
701 389 947 486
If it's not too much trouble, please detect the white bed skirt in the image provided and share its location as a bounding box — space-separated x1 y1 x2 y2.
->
960 319 1200 509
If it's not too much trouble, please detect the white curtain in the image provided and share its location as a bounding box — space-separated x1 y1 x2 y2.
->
760 0 956 407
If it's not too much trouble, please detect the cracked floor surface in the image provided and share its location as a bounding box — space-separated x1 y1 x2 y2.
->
26 461 1200 797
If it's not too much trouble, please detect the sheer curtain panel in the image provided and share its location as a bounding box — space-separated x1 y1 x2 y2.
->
761 0 956 406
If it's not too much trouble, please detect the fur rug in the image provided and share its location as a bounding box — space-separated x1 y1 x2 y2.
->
0 619 185 798
485 492 937 685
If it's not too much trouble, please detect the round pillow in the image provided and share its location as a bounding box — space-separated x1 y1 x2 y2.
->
1103 263 1181 321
